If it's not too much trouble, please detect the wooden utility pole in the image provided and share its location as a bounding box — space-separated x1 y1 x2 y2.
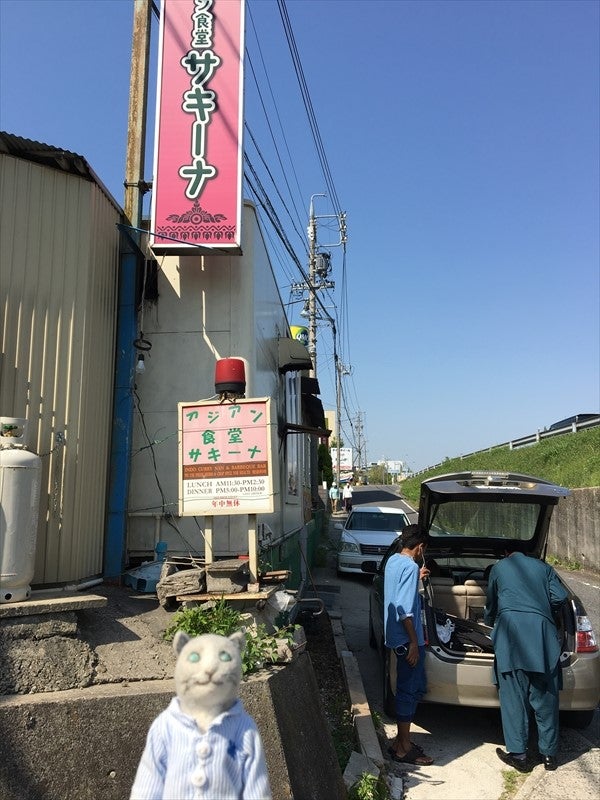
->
307 196 318 377
124 0 152 227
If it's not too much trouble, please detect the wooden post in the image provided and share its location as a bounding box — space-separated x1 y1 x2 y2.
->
204 516 213 565
248 514 259 590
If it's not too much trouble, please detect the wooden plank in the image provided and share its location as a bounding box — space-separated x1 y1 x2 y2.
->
175 583 285 603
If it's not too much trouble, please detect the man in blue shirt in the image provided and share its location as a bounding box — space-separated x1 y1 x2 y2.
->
384 524 433 766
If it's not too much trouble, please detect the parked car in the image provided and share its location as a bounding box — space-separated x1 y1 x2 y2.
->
336 505 409 575
367 471 600 728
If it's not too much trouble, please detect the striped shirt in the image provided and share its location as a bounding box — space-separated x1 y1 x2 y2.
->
130 697 272 800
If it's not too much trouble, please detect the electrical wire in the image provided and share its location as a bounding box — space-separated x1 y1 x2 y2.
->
276 0 343 217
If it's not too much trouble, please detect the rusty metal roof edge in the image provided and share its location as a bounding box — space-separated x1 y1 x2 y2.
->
0 130 124 216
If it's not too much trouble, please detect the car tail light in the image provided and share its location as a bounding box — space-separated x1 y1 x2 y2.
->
576 615 598 653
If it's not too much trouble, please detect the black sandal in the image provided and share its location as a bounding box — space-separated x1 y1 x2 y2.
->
388 745 434 766
388 742 424 756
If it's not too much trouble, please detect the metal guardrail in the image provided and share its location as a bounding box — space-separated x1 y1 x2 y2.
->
411 416 600 477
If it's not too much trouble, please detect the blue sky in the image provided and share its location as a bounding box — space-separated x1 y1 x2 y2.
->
1 0 598 472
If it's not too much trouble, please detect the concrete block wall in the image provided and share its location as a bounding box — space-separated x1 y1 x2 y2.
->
548 487 600 573
0 654 346 800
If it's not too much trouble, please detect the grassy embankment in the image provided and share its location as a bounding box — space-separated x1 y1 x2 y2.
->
400 426 600 507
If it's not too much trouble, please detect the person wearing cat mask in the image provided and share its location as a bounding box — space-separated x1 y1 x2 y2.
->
131 630 272 800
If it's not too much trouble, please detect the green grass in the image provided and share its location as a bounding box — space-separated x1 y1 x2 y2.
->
498 769 528 800
546 554 582 571
400 427 600 506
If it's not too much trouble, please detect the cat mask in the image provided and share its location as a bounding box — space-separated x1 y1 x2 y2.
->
172 630 246 726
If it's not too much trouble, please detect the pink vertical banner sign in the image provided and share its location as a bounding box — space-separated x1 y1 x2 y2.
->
150 0 245 254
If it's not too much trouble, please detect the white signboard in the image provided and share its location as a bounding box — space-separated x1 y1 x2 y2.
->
331 447 353 469
178 397 274 515
387 460 404 474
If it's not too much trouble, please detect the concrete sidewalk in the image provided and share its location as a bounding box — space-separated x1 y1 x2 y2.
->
514 726 599 800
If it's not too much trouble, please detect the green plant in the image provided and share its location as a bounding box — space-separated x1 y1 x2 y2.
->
348 772 391 800
164 597 240 639
370 709 384 733
546 554 582 571
319 442 333 486
329 704 357 769
163 599 297 676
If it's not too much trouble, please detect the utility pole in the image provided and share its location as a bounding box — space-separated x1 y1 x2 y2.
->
124 0 152 227
307 195 320 377
308 195 317 378
293 195 346 492
354 412 363 471
335 357 342 488
292 194 343 377
335 358 350 486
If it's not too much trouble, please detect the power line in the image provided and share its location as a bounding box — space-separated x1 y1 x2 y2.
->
276 0 343 216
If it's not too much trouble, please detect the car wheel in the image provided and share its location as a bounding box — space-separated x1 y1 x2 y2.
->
368 604 377 649
383 647 396 718
560 709 595 729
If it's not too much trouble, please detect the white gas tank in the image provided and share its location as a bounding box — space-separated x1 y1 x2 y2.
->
0 418 42 602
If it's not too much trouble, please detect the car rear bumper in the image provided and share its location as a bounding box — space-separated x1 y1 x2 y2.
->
559 652 600 710
412 648 600 711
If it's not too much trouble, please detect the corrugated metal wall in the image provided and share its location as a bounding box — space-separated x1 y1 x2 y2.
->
0 153 121 585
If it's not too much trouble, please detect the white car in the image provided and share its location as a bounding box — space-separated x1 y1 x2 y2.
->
336 505 410 575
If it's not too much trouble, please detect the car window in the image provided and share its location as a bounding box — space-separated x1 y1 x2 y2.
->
430 501 540 540
347 512 407 532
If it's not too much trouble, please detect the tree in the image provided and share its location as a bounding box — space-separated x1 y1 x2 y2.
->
368 464 388 485
318 443 333 486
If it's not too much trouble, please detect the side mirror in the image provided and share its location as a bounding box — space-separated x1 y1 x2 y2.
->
334 522 343 530
361 560 378 574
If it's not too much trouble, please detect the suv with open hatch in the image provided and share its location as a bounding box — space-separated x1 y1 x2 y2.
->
366 471 599 728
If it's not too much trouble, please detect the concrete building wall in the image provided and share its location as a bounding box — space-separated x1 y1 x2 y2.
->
0 152 120 585
127 201 307 561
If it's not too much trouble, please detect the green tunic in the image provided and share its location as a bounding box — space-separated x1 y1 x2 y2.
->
484 552 568 678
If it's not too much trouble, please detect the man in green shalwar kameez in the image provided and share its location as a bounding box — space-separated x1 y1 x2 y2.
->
484 549 568 772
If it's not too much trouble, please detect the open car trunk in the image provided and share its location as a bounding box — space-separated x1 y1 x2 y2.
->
423 574 571 657
424 576 495 655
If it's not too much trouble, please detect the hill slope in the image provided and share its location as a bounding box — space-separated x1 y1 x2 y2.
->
401 426 599 506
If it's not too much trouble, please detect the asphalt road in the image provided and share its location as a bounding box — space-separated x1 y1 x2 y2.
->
321 484 599 799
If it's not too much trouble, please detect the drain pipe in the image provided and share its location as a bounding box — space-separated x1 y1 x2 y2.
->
104 237 139 580
105 0 153 581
